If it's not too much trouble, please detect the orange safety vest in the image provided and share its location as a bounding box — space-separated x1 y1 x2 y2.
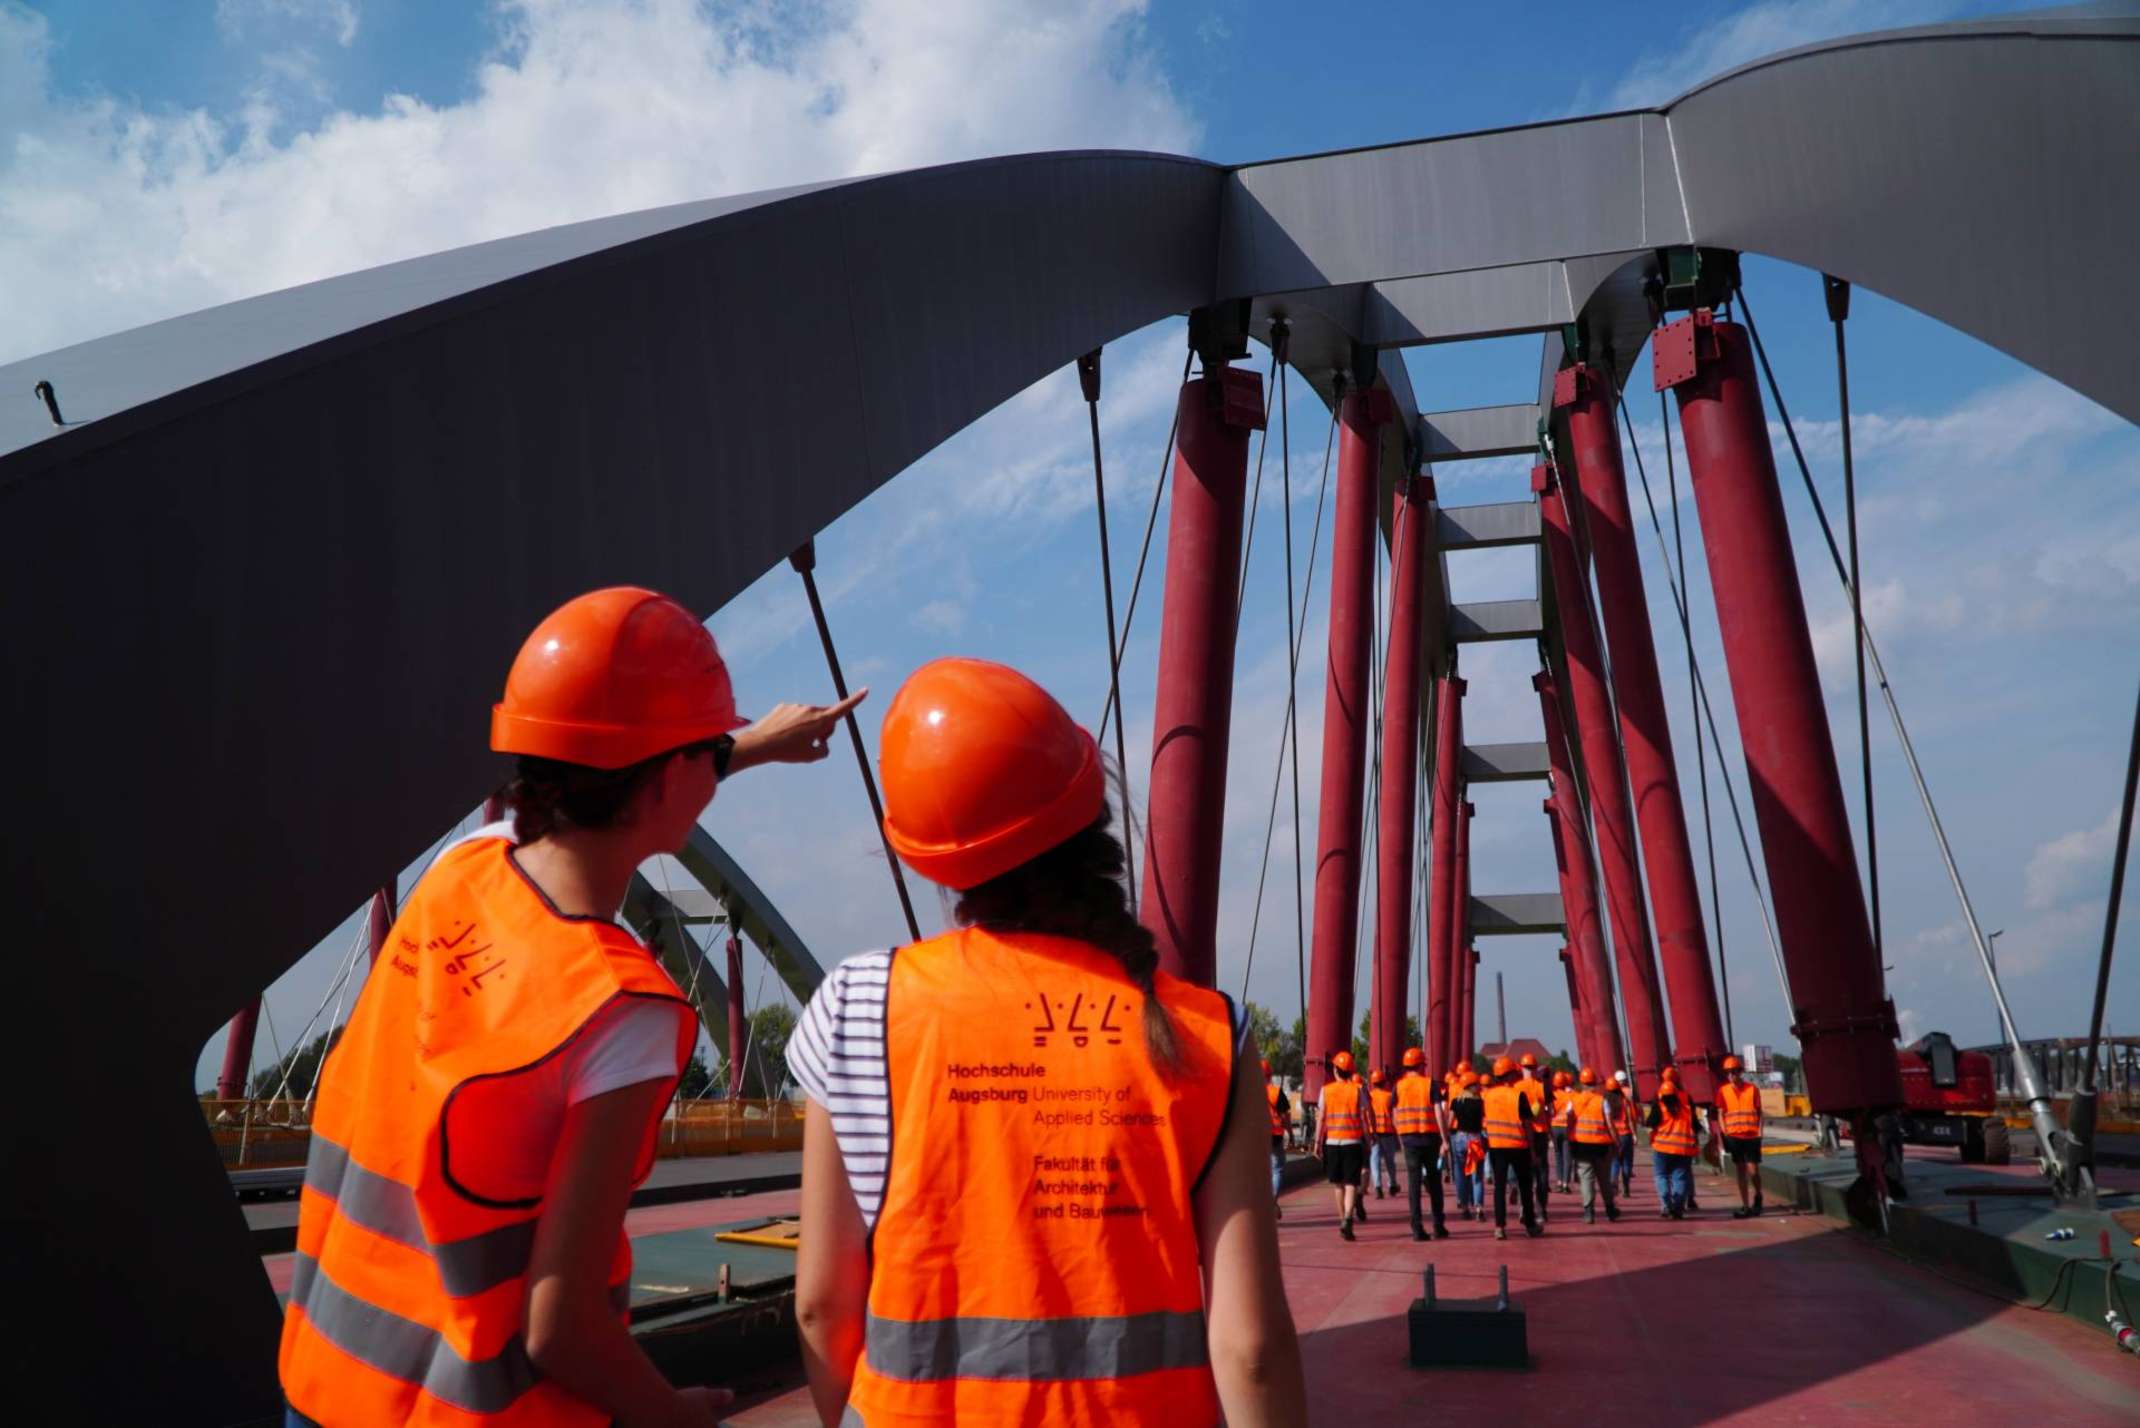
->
1718 1081 1762 1140
1482 1084 1530 1150
847 928 1233 1428
1320 1079 1364 1143
1266 1083 1287 1138
1519 1075 1552 1134
1568 1091 1616 1146
1393 1073 1437 1137
280 837 693 1428
1606 1093 1634 1139
1652 1097 1699 1156
1368 1087 1397 1136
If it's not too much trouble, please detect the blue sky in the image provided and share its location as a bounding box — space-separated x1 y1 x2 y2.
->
3 1 2130 1091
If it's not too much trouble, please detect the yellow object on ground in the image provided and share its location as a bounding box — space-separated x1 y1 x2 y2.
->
714 1218 802 1250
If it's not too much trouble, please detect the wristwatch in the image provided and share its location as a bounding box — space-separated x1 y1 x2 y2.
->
712 734 736 778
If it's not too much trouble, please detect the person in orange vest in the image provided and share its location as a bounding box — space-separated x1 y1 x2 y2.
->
1393 1048 1450 1241
1717 1055 1766 1218
1351 1068 1375 1221
1264 1058 1293 1219
1646 1069 1702 1220
1607 1069 1636 1196
1480 1058 1542 1240
279 587 860 1428
1516 1053 1553 1222
1560 1067 1622 1224
1367 1068 1400 1200
793 658 1306 1424
1447 1067 1486 1220
1549 1069 1575 1192
1316 1053 1368 1238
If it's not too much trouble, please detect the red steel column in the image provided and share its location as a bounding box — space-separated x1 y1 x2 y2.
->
1546 815 1602 1071
1424 674 1464 1078
1372 471 1432 1076
365 886 396 967
1662 313 1899 1113
1536 461 1671 1098
1558 947 1588 1066
215 1000 260 1101
726 930 749 1098
1305 387 1393 1095
1560 365 1728 1102
1450 799 1474 1062
1462 947 1480 1062
1141 364 1265 989
1536 669 1623 1079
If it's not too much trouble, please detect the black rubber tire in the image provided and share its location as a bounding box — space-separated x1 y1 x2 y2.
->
1960 1118 1984 1164
1981 1117 2011 1165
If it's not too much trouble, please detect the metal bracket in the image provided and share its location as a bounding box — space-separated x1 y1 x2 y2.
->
1187 300 1252 367
1076 349 1101 404
1651 309 1719 392
1788 998 1900 1044
1551 363 1590 411
1653 245 1741 313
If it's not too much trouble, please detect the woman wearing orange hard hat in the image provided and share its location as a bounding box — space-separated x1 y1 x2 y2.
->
279 587 861 1428
790 658 1305 1427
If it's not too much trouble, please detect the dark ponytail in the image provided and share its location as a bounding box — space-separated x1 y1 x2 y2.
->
953 806 1184 1078
496 752 669 844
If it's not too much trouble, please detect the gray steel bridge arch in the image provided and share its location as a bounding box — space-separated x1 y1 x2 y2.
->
2 6 2133 1419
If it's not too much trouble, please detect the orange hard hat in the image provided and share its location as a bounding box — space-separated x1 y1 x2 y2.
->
1660 1067 1678 1083
1520 1053 1538 1069
1331 1050 1355 1074
491 587 743 769
1492 1056 1514 1077
1402 1047 1425 1069
1722 1055 1743 1071
1579 1066 1599 1085
1261 1058 1272 1076
878 658 1102 890
1371 1069 1387 1086
1554 1070 1572 1088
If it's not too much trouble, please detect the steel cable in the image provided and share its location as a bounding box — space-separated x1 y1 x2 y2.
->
1095 348 1197 744
1079 350 1139 913
1828 278 1881 958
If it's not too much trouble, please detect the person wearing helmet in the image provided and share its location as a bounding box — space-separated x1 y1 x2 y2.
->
1561 1068 1622 1225
1646 1066 1700 1221
279 587 857 1428
1367 1068 1401 1201
1316 1051 1368 1239
1515 1053 1552 1222
791 659 1305 1425
1717 1055 1765 1217
1447 1066 1486 1221
1393 1048 1449 1241
1549 1070 1575 1193
1480 1058 1542 1240
1608 1070 1637 1196
1263 1058 1293 1218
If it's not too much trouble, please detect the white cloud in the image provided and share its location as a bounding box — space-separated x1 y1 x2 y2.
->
913 599 965 635
2025 807 2120 912
4 0 1197 364
1600 0 1970 110
217 0 363 48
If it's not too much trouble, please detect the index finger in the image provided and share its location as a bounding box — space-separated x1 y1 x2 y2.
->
821 687 868 723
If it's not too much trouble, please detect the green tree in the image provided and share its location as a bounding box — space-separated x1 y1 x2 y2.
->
1352 1010 1423 1077
1242 1001 1301 1079
1547 1048 1579 1077
677 1046 713 1100
1772 1052 1802 1091
741 1003 798 1097
249 1026 342 1101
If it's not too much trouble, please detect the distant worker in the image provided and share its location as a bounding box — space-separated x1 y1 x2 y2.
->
1549 1069 1574 1192
1481 1058 1542 1240
1265 1058 1292 1219
1368 1068 1400 1200
792 658 1307 1424
1562 1068 1621 1224
1717 1055 1766 1218
1317 1051 1367 1241
1394 1048 1450 1241
1447 1068 1487 1221
1517 1053 1552 1221
1352 1068 1373 1221
280 587 863 1428
1608 1070 1637 1197
1647 1069 1700 1220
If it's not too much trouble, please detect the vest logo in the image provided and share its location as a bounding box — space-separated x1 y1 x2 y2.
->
1026 990 1128 1050
429 919 508 996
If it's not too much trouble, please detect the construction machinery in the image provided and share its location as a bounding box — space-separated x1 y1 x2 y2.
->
1895 1032 2010 1165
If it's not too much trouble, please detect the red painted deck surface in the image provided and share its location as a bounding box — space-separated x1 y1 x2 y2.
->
724 1154 2140 1426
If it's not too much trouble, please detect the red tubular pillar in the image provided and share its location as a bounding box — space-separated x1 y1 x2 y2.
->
1462 947 1480 1062
1537 670 1623 1079
1662 313 1899 1114
1305 387 1393 1094
365 886 396 967
1558 947 1587 1065
1449 799 1474 1063
1372 471 1432 1075
1536 462 1671 1098
726 930 748 1098
1141 363 1265 989
215 1000 260 1101
1560 365 1728 1102
1425 675 1464 1077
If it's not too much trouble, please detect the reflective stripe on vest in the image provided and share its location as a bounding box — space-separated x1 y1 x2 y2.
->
1482 1085 1529 1150
1393 1075 1436 1136
1719 1082 1762 1139
1569 1093 1615 1146
1368 1088 1397 1136
1266 1084 1286 1137
278 837 691 1428
1321 1081 1363 1142
1652 1103 1699 1156
848 928 1231 1427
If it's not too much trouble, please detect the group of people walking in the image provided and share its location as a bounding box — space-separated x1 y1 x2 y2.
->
1298 1048 1766 1242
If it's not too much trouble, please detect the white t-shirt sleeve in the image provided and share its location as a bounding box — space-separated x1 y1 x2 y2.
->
562 997 692 1105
